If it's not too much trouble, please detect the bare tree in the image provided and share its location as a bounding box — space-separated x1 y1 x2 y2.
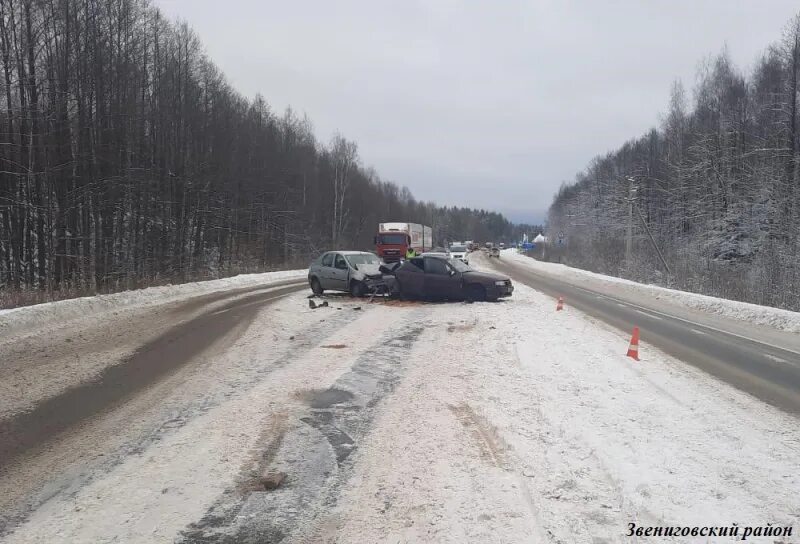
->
330 133 358 247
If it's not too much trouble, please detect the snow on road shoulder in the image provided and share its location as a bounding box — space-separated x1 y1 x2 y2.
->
502 248 800 333
328 282 800 543
0 269 305 337
505 285 799 539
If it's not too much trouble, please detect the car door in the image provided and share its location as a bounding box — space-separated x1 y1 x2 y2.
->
331 253 350 291
395 258 425 298
318 252 335 289
423 257 460 299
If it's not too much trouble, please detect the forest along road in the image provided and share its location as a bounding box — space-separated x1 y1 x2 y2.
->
481 252 800 415
0 279 305 534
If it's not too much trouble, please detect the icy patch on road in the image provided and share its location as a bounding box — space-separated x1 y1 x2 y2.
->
502 249 800 332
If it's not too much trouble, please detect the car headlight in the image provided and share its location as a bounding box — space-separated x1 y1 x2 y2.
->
495 280 506 286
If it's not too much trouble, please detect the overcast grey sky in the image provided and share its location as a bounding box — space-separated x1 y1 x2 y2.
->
157 0 798 224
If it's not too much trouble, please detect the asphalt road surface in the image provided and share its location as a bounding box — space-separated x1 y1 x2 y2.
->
0 279 306 534
0 280 307 469
484 254 800 415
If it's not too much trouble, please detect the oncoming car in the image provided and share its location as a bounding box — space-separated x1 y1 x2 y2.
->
308 251 382 297
449 244 469 264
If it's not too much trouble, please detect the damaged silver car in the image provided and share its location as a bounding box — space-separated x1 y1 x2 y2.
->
308 251 383 297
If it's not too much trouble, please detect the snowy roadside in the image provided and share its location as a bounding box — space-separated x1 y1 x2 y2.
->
0 269 306 337
0 269 305 421
502 249 800 333
320 282 800 543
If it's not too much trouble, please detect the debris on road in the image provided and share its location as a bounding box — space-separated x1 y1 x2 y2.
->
259 471 286 490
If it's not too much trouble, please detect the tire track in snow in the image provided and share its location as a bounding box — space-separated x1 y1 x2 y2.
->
449 403 509 469
179 312 430 543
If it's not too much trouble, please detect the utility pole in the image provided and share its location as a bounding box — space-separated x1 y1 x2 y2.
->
625 178 636 266
624 175 671 278
634 202 671 277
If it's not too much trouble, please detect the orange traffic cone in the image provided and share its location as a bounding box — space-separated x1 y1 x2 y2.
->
626 326 640 361
556 296 564 311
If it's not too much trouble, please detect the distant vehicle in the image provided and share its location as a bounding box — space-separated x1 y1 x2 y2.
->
465 240 475 251
485 242 493 249
375 222 432 262
421 250 451 259
385 255 513 301
308 251 382 297
499 242 505 249
490 247 500 258
449 244 469 263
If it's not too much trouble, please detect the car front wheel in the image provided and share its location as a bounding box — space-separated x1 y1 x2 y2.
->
350 280 366 298
310 277 323 295
465 284 486 302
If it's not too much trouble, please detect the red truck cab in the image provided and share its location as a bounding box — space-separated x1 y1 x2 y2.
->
375 222 432 262
375 232 410 262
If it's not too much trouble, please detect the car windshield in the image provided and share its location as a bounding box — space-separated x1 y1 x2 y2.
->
449 258 472 272
346 254 379 266
379 234 407 245
450 246 466 252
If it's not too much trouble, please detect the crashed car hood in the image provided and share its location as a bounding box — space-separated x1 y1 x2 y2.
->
462 270 509 283
355 263 382 277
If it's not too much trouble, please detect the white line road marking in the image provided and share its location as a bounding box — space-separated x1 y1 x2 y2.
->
562 279 800 358
496 258 800 360
616 303 626 307
690 328 706 335
764 353 788 363
635 309 662 320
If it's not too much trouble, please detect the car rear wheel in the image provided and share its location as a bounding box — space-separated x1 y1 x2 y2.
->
310 277 323 295
465 284 486 302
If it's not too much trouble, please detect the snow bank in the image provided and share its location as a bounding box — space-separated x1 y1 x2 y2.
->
0 269 306 337
503 249 800 333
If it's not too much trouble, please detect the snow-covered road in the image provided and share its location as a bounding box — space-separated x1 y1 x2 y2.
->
1 269 798 543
